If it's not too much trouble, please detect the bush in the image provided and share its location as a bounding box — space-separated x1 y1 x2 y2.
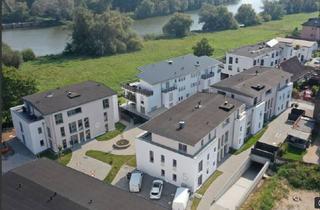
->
162 13 193 37
192 38 214 57
2 43 23 68
260 12 272 22
21 49 36 62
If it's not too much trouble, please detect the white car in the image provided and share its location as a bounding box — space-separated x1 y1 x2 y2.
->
149 180 163 199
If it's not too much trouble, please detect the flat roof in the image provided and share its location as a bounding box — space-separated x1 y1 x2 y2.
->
276 37 317 48
2 158 168 210
23 81 116 115
211 67 292 98
228 41 287 58
138 54 222 85
140 93 243 146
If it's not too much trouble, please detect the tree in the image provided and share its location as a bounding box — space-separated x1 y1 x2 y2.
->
2 67 38 127
291 27 300 37
21 49 36 62
134 0 155 19
235 4 260 26
3 2 30 23
85 0 112 13
2 43 23 68
65 8 143 56
261 0 285 20
162 13 193 37
199 4 238 32
192 38 214 56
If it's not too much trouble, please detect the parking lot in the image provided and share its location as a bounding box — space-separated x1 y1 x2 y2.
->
114 172 177 209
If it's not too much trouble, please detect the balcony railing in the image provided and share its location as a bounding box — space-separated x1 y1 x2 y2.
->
201 72 215 80
162 86 177 93
124 92 136 102
123 83 153 96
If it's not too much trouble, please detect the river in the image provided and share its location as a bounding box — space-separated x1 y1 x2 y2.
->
2 0 263 56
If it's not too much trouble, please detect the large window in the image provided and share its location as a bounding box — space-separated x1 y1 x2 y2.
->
54 113 63 124
38 127 42 134
70 134 79 145
69 122 77 134
40 140 44 147
178 143 187 153
103 98 109 109
84 117 90 128
67 107 82 117
78 119 83 131
149 151 154 163
62 139 67 148
60 127 66 137
228 57 233 64
85 129 91 140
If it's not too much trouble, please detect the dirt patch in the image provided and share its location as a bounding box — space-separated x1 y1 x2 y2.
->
303 138 320 164
1 129 16 142
274 189 319 210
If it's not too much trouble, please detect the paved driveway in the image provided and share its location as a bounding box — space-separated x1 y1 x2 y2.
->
67 122 143 180
2 138 36 173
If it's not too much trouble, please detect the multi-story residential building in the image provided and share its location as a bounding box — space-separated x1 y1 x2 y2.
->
223 38 317 77
136 92 247 192
10 81 119 154
122 54 222 119
300 18 320 42
211 67 293 136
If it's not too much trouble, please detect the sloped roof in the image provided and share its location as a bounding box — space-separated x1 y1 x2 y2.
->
280 56 313 82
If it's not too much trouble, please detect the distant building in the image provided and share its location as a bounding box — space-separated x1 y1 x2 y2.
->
280 56 314 83
136 92 247 192
211 67 293 136
300 18 320 42
10 81 119 154
223 38 317 77
122 54 223 120
3 158 167 210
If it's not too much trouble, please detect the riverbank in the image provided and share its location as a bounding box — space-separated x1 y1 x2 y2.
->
2 19 64 30
18 12 317 93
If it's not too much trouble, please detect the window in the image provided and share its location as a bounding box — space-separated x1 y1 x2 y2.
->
198 160 203 172
149 151 154 163
225 131 229 143
78 119 83 130
178 143 187 153
85 129 91 140
102 98 109 109
67 107 82 116
104 112 108 122
69 122 77 134
169 92 173 101
105 124 109 131
40 140 44 147
271 61 274 66
228 65 232 71
235 58 238 63
84 117 90 128
253 60 257 66
54 113 63 124
161 155 165 163
70 134 79 145
79 132 85 142
260 59 264 66
60 127 66 137
207 154 210 160
173 159 177 168
161 169 165 177
214 147 216 152
201 139 204 146
62 139 67 148
19 122 23 133
198 175 203 186
228 57 233 64
38 127 42 134
47 127 51 138
272 53 274 58
173 174 177 182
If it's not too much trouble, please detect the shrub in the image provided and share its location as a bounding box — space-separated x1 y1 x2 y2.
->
21 49 36 62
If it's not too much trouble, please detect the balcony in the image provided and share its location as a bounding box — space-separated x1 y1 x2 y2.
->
123 83 153 96
162 86 177 93
124 92 136 103
201 72 215 80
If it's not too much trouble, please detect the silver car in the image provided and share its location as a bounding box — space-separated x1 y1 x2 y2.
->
149 180 164 199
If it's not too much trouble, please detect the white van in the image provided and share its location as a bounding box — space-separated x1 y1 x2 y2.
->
172 187 190 210
129 171 143 192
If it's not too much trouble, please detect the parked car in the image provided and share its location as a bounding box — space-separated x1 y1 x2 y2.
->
149 180 163 199
129 170 143 192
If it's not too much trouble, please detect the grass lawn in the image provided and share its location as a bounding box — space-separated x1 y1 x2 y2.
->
39 149 72 166
191 170 223 210
19 12 318 93
96 122 126 141
280 143 307 161
234 126 268 155
85 150 136 183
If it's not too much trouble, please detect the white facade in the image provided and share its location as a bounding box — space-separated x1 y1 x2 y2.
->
123 57 222 118
11 95 119 155
136 103 247 192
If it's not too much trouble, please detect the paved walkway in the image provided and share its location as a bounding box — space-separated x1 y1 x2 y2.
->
67 121 142 180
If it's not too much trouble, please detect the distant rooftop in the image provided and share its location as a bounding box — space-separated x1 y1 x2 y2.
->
302 17 320 28
211 67 292 98
276 37 317 48
280 56 313 82
140 92 243 146
23 81 116 115
3 158 167 210
228 40 287 58
138 54 222 85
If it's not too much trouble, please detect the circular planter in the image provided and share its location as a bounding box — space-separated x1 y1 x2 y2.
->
113 139 130 149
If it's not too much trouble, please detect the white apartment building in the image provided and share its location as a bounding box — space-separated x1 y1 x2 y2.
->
223 38 317 77
211 67 293 136
10 81 119 154
122 54 223 119
136 93 247 192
